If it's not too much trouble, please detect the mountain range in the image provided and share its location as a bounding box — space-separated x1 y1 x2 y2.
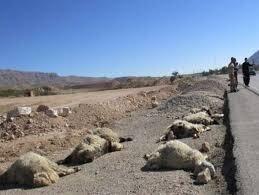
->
0 69 170 90
0 69 111 89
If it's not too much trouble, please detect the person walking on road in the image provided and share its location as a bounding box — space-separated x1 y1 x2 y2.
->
242 58 251 87
228 57 237 92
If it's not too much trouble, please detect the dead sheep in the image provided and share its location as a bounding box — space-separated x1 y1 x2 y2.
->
144 140 215 178
92 127 133 143
0 152 79 188
58 128 132 165
190 106 212 116
92 127 120 143
158 120 210 141
58 134 124 165
183 112 216 125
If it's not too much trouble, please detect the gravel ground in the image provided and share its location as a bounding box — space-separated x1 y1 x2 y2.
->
0 99 229 194
0 77 230 194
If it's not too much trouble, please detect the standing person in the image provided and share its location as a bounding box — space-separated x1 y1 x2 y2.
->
228 57 237 92
234 59 239 88
242 58 250 87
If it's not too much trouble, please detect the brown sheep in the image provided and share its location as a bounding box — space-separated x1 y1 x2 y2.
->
158 120 210 142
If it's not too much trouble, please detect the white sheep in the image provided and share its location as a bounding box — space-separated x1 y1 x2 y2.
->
183 112 215 125
144 140 215 178
0 152 79 188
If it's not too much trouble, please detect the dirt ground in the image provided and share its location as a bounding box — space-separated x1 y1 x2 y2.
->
0 85 170 114
0 76 231 194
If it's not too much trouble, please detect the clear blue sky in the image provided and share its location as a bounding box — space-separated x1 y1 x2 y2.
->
0 0 259 77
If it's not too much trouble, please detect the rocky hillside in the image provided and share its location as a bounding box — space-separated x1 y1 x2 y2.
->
0 69 110 89
0 69 170 90
249 50 259 65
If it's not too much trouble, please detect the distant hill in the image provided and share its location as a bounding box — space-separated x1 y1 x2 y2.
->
0 69 170 90
0 69 111 89
249 50 259 65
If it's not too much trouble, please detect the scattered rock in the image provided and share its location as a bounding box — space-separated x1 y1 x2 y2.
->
1 132 9 138
10 124 18 131
0 115 7 124
9 134 15 140
24 124 32 130
27 119 33 124
0 157 5 163
29 112 35 118
151 101 159 108
45 109 58 118
196 168 211 184
15 130 25 137
57 107 72 117
151 96 159 108
201 142 210 153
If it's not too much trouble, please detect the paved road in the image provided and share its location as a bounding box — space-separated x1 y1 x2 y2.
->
229 73 259 194
238 72 259 89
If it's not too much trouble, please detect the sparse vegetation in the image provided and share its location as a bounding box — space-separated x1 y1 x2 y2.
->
0 87 58 98
0 89 25 97
170 71 179 83
201 66 228 76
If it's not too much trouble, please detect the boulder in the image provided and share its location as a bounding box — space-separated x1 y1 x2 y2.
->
151 96 159 108
36 105 50 112
57 107 72 117
45 109 58 118
151 101 159 108
7 107 32 118
201 142 210 153
196 168 211 184
27 119 33 124
0 115 7 125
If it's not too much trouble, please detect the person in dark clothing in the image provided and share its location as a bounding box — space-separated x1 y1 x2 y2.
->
242 58 250 87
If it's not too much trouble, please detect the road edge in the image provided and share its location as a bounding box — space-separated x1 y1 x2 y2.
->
223 91 238 194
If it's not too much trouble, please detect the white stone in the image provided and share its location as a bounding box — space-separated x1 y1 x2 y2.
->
7 107 32 118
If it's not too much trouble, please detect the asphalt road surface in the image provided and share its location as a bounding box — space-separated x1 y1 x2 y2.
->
229 72 259 194
238 72 259 89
